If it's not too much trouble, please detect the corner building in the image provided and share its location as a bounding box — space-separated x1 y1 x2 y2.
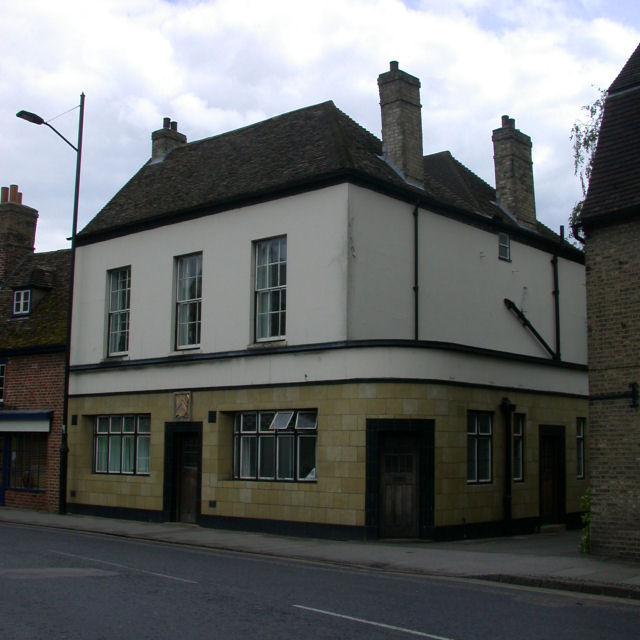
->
67 64 588 539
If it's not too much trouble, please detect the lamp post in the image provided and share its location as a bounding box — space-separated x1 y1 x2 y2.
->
17 93 85 515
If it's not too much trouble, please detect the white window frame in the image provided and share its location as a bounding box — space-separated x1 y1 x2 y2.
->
513 413 525 482
576 417 586 479
13 289 31 315
107 267 131 356
498 232 511 261
255 236 286 341
467 412 492 483
175 253 202 349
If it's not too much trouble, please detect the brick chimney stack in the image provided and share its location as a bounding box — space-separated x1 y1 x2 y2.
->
0 184 38 282
492 115 537 226
377 61 424 187
151 117 187 163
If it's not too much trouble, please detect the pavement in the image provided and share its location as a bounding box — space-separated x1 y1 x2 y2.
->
1 507 640 601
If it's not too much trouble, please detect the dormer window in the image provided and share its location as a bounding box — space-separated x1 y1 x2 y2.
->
498 232 511 261
13 289 31 315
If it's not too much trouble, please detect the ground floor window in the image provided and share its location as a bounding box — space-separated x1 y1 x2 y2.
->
233 409 317 481
94 415 150 474
8 433 47 490
467 411 492 483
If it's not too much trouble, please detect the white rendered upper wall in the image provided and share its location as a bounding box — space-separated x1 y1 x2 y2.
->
71 185 350 366
346 185 587 364
70 181 587 397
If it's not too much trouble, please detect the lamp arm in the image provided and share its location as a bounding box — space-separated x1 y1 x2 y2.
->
44 121 78 152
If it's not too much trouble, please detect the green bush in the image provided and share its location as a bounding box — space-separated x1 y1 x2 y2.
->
580 488 591 553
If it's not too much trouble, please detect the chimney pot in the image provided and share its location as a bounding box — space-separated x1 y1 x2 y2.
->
9 185 19 203
163 117 171 129
390 60 399 72
170 121 177 131
1 186 8 203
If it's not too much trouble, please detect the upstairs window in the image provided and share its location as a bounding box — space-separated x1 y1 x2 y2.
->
498 232 510 261
107 267 131 356
255 236 286 341
13 289 31 315
467 411 492 483
176 253 202 349
0 362 5 405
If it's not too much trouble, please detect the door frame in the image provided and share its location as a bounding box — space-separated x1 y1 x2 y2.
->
366 419 434 539
538 424 566 525
162 422 203 522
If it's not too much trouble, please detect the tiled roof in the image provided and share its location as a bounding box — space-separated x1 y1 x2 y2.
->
581 42 640 224
78 99 565 246
0 249 70 352
80 102 405 238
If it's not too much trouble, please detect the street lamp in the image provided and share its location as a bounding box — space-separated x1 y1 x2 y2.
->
16 93 85 515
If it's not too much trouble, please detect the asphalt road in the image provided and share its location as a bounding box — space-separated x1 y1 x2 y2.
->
0 522 638 640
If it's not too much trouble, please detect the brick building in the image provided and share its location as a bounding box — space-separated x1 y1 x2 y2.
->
580 42 640 559
0 184 70 512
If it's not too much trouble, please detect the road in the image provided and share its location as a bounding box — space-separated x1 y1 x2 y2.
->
0 522 638 639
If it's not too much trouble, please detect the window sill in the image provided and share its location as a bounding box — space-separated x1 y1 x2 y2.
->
104 353 129 362
171 346 202 356
248 339 287 350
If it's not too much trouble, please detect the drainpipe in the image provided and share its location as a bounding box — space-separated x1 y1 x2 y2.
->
551 254 561 360
413 205 419 340
500 397 516 535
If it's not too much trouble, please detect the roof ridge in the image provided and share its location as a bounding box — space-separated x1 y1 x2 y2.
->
184 100 339 150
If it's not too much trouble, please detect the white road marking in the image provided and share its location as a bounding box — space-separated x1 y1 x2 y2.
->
51 551 197 583
293 604 459 640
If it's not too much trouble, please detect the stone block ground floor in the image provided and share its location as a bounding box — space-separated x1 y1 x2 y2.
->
66 380 589 539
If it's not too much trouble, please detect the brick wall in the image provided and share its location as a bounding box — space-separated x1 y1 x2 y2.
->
3 351 66 512
585 219 640 559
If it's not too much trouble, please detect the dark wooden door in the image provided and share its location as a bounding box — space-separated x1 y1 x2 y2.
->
380 435 419 538
539 426 565 524
0 435 6 506
176 433 199 523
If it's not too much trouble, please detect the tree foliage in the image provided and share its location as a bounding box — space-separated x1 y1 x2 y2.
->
569 88 606 243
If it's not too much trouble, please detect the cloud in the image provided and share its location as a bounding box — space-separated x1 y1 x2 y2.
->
1 0 638 251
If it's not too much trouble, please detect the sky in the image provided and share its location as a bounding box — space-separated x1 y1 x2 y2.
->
1 0 638 252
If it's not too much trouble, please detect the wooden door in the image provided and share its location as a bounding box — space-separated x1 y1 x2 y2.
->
380 435 419 538
0 435 6 506
539 426 565 524
176 433 199 523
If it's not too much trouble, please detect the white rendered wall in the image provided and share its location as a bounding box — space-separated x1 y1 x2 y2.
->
71 185 350 367
347 185 587 364
70 344 587 397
